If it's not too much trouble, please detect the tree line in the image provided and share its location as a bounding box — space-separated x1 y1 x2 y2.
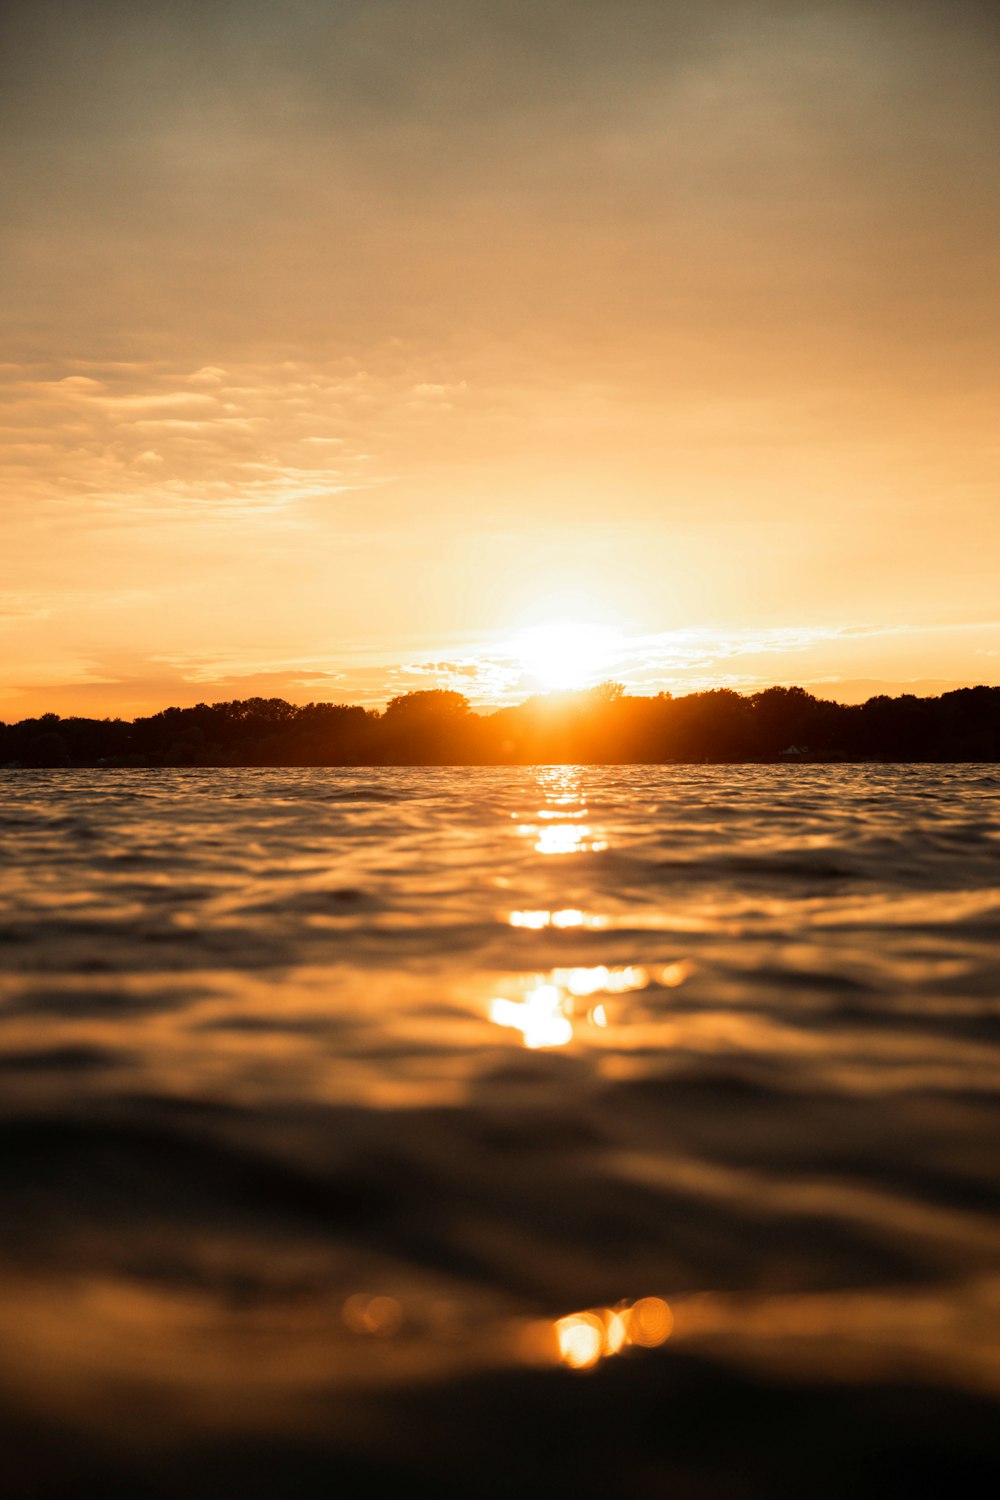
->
2 683 999 768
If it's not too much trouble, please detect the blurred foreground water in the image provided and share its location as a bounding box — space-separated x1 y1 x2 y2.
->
1 764 999 1496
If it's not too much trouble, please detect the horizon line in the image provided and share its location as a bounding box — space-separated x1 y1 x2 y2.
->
6 679 1000 726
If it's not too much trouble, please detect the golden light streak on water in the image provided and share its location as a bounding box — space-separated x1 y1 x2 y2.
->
535 824 591 855
554 965 649 996
507 909 607 930
488 960 656 1047
489 984 573 1049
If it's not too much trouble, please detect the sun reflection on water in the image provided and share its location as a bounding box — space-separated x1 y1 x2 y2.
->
508 909 610 930
516 769 610 855
521 823 608 855
554 1298 673 1369
523 1297 673 1371
489 983 573 1049
488 962 663 1048
554 964 648 996
554 1311 606 1369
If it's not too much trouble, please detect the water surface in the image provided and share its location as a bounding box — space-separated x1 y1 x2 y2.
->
2 765 999 1494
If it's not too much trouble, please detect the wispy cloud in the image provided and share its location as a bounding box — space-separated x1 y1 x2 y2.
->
4 615 1000 721
0 358 476 522
398 621 1000 705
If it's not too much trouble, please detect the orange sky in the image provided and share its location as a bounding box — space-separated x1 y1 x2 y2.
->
1 0 998 719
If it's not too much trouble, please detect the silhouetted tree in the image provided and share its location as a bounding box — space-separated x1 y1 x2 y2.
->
2 685 998 767
379 690 478 764
27 730 71 767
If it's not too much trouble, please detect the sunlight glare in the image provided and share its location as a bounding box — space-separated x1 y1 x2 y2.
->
507 908 590 930
531 824 608 855
490 983 573 1049
513 622 623 692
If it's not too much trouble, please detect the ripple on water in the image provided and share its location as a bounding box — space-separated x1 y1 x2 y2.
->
0 764 998 1488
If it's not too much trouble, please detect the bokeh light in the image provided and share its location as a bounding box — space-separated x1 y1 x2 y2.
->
341 1293 404 1337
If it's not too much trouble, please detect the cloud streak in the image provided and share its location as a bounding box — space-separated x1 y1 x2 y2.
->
0 360 461 520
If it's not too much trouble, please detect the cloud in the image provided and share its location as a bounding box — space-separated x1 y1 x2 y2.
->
393 621 1000 707
4 613 1000 722
0 358 477 521
393 656 524 702
3 652 354 720
0 593 55 622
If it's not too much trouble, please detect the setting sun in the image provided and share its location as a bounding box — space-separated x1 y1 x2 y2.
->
512 622 623 692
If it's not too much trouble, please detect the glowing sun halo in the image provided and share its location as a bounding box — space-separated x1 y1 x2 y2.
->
514 622 623 692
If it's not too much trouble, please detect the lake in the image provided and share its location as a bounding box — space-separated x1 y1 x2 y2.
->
1 764 999 1495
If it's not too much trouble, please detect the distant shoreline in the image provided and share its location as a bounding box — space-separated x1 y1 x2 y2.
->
4 759 998 770
3 684 999 768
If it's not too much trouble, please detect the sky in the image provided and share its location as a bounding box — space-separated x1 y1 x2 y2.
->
1 0 998 718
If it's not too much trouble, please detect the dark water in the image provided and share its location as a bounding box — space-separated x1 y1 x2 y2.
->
1 765 999 1496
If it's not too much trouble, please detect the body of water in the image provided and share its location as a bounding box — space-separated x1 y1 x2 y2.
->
2 765 999 1495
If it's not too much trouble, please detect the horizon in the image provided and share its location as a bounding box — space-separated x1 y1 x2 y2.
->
3 662 998 720
6 676 998 767
5 676 1000 728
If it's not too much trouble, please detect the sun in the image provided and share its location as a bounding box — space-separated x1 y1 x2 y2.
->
513 621 623 692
